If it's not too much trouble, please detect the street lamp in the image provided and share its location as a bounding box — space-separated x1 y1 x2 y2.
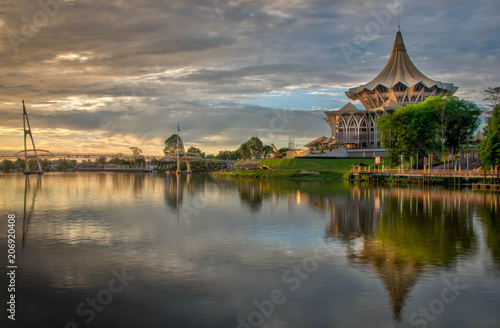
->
440 95 449 159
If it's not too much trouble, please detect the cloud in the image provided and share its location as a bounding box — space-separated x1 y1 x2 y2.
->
0 0 498 154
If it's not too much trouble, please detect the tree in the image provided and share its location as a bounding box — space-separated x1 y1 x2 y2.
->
57 159 77 171
109 158 122 165
130 147 142 158
484 86 500 108
163 134 179 155
14 158 25 169
2 159 15 172
425 95 482 151
480 105 500 168
95 156 107 165
41 158 51 171
262 145 275 158
238 142 251 159
215 150 240 160
187 146 201 154
187 146 205 158
377 96 481 167
246 136 264 158
278 147 290 154
378 103 440 166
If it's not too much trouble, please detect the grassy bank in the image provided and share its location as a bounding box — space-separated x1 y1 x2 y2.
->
213 158 374 179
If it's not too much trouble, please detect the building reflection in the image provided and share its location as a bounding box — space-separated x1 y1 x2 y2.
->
313 186 493 320
222 178 353 214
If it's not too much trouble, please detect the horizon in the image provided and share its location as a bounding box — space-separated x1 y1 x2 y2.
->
0 0 498 155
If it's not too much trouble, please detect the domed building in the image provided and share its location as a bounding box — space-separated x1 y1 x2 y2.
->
319 29 458 150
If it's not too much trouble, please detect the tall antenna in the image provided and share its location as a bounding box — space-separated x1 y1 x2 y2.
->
398 6 400 31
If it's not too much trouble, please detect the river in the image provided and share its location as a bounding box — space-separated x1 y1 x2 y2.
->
0 172 499 328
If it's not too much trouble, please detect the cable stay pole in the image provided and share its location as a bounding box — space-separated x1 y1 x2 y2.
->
22 100 43 175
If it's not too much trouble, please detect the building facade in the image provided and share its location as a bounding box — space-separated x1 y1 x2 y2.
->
319 30 458 149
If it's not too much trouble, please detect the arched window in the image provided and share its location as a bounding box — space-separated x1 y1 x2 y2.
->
359 116 368 143
336 116 348 142
347 115 358 142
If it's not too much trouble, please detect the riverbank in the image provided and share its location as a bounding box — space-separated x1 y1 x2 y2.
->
213 158 374 179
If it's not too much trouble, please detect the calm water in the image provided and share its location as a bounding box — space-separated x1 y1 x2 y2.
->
0 172 499 328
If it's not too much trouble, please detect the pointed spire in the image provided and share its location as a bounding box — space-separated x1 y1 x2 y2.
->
397 7 400 31
345 28 458 109
392 30 406 52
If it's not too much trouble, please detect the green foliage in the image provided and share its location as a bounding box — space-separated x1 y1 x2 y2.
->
246 136 264 158
109 158 122 165
1 159 15 172
261 145 275 158
163 134 179 155
255 158 374 171
95 156 107 165
129 146 142 158
432 96 481 150
215 149 240 160
238 141 251 159
186 146 206 158
483 86 500 108
278 147 290 154
56 159 77 171
377 95 481 167
378 103 439 166
14 158 25 169
480 105 500 167
210 137 278 161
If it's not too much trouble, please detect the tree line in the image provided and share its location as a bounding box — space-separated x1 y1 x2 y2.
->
377 89 499 168
163 135 288 161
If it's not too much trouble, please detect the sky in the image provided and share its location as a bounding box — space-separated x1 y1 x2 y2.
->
0 0 499 156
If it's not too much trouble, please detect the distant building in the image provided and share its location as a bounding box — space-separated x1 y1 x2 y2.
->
313 29 458 150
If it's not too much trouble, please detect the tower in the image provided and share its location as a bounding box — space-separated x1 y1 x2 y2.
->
345 30 458 111
321 30 458 149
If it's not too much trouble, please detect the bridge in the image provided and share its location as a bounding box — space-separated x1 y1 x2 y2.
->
2 101 237 173
0 150 166 160
0 151 237 162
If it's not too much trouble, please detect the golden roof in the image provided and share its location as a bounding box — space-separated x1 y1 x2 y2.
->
346 31 458 96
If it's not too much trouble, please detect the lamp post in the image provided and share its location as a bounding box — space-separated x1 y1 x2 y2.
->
440 95 449 161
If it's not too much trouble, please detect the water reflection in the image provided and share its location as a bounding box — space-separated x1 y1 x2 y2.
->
217 178 499 321
319 186 493 320
475 194 500 270
2 173 499 328
22 175 42 247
